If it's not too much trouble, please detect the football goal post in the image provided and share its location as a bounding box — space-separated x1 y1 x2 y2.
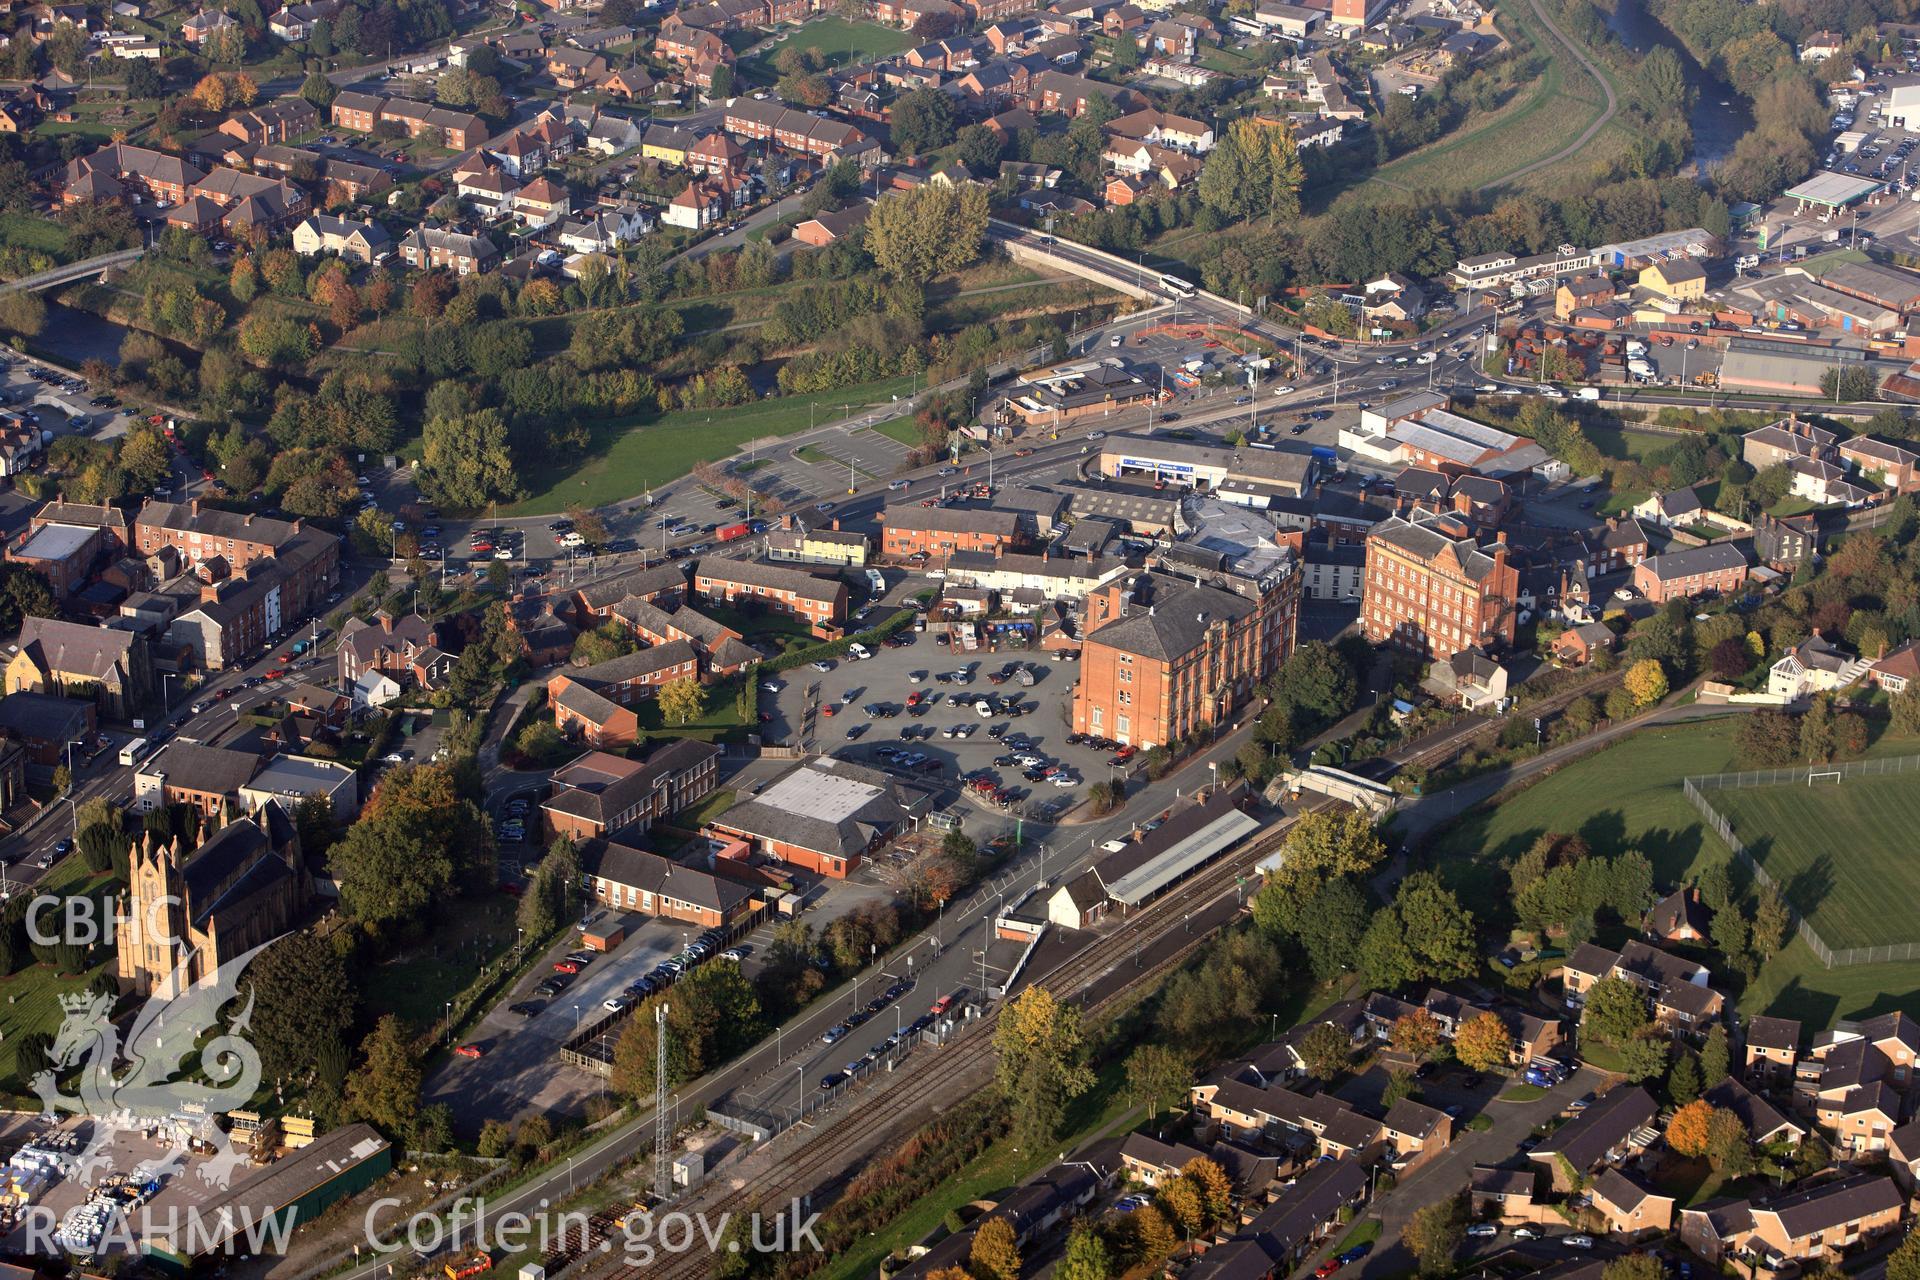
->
1809 769 1843 785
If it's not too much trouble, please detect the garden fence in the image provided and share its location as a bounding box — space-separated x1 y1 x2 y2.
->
1683 755 1920 969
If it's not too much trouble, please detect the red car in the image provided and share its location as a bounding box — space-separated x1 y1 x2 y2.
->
821 703 837 717
454 1044 485 1059
1205 340 1221 348
553 961 581 974
1314 1261 1343 1278
265 668 286 679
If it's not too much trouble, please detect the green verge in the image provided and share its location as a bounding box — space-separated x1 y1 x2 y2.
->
498 375 918 516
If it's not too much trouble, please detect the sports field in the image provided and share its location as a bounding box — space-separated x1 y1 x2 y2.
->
1709 772 1920 950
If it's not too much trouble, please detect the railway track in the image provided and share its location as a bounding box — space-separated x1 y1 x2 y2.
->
595 673 1622 1279
615 807 1306 1280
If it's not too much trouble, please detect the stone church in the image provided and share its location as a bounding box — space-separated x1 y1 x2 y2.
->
115 803 313 998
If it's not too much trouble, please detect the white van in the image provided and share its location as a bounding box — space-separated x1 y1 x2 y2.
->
1109 334 1124 348
557 531 586 548
847 642 871 660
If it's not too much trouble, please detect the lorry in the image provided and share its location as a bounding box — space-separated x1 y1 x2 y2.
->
715 522 751 542
1627 358 1655 380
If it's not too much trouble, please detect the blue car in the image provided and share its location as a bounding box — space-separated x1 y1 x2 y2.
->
1339 1244 1374 1264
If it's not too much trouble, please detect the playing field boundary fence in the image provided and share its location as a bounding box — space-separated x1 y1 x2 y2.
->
1683 755 1920 969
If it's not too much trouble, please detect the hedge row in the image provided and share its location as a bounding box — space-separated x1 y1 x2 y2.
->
764 607 918 673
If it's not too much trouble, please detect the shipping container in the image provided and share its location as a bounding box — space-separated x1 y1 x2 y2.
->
715 522 751 542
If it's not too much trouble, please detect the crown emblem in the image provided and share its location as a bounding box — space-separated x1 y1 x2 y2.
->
58 990 101 1014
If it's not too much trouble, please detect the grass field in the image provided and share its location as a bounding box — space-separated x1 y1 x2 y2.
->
1586 422 1685 462
0 214 74 262
498 374 919 516
872 419 923 447
1365 0 1612 197
1429 718 1920 1028
363 893 518 1029
738 16 914 79
1710 773 1920 950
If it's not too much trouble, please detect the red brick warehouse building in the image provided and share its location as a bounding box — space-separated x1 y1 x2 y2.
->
1360 512 1519 661
1071 564 1302 749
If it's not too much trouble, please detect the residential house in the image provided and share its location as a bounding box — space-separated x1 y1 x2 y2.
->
1587 1169 1675 1236
556 207 649 254
398 226 498 274
1746 1175 1904 1264
661 180 728 229
218 98 319 147
513 177 571 227
1470 1166 1540 1221
335 616 434 693
1640 258 1708 301
1704 1076 1805 1147
1868 639 1920 694
62 142 205 206
1562 938 1724 1033
1744 418 1839 471
1746 1015 1802 1090
1631 543 1749 604
547 46 609 88
1755 511 1818 573
1553 621 1615 667
1768 633 1866 699
292 213 391 264
1840 436 1920 492
1528 1086 1657 1188
792 203 870 247
1645 886 1712 944
132 740 263 817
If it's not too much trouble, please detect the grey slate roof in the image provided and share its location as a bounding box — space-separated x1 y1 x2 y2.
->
1082 573 1256 662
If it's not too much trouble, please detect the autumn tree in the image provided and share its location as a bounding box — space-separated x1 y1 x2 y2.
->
969 1218 1020 1280
1298 1021 1351 1081
344 1015 423 1138
1453 1011 1513 1073
1404 1190 1468 1276
993 987 1095 1149
1261 808 1386 906
1666 1099 1715 1157
658 676 706 727
1182 1157 1233 1227
864 183 991 287
1056 1224 1111 1280
191 73 229 113
1198 116 1305 224
1391 1009 1446 1061
1624 659 1669 708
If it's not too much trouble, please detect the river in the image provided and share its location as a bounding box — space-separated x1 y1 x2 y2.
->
38 303 130 368
1604 0 1753 172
